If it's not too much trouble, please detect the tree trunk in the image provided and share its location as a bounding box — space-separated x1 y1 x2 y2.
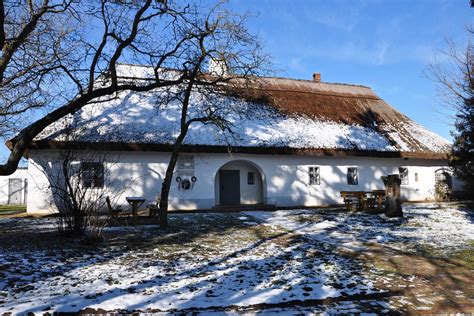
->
157 65 199 228
158 127 188 227
158 151 178 228
381 174 403 217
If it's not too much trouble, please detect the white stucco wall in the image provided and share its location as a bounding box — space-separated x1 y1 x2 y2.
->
0 167 29 205
26 149 452 214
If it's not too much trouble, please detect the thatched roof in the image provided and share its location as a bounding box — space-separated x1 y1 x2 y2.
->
239 77 448 154
30 65 450 159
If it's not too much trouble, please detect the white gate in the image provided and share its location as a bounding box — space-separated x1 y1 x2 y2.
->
8 178 23 205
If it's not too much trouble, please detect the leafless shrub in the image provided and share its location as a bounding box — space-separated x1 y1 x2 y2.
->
35 125 140 239
47 149 109 239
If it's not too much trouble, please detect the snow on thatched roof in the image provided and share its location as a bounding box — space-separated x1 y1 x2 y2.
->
32 65 450 159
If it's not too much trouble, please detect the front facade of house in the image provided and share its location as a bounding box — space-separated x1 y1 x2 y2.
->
21 65 456 214
26 150 454 214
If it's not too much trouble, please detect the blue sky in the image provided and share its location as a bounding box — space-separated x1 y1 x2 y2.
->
225 0 473 141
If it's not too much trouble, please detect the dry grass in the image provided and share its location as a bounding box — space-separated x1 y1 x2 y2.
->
0 204 26 213
356 243 474 314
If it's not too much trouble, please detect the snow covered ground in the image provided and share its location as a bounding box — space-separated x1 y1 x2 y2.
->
0 203 472 314
245 203 474 254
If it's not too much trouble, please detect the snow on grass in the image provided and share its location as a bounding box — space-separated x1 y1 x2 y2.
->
247 203 474 254
0 225 378 313
0 203 472 313
394 203 474 251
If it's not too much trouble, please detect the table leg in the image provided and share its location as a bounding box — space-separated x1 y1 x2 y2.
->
132 204 138 218
358 196 365 211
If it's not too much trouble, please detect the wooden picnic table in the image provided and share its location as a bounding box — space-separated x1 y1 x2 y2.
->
126 196 146 218
340 190 385 211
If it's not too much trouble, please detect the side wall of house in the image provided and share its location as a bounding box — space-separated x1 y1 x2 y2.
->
26 150 451 214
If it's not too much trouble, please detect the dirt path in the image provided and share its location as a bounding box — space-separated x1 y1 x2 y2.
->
357 243 474 314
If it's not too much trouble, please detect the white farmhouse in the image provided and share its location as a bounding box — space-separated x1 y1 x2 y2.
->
17 65 456 214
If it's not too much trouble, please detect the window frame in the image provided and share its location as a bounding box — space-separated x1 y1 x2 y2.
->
347 167 358 185
81 162 104 188
308 166 320 185
247 171 255 185
399 167 409 185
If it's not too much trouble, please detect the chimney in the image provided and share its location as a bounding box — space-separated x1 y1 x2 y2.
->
312 72 321 82
209 58 228 76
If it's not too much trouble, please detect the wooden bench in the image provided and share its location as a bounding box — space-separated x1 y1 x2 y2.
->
147 197 161 217
341 190 386 211
106 196 122 218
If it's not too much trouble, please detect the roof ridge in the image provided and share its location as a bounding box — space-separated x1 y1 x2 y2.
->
116 63 373 90
252 86 380 100
260 75 373 89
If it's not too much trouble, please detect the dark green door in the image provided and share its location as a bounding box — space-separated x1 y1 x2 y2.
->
219 170 240 205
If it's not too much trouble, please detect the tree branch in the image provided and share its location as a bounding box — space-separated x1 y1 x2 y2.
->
0 1 50 82
109 0 153 87
0 0 5 50
88 0 109 93
2 77 184 175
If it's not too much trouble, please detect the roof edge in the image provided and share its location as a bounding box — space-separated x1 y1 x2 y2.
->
28 140 449 160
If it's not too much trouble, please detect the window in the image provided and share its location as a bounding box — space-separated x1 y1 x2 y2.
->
347 167 358 185
308 166 320 185
399 167 408 185
247 172 254 185
178 156 194 169
81 162 104 188
177 156 194 177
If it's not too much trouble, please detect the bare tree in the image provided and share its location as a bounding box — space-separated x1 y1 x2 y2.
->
428 28 473 198
154 6 270 227
1 0 252 175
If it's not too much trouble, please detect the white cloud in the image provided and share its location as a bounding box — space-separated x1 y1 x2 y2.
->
374 41 389 65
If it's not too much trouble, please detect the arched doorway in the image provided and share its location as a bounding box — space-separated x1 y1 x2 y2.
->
434 168 453 201
214 160 266 206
